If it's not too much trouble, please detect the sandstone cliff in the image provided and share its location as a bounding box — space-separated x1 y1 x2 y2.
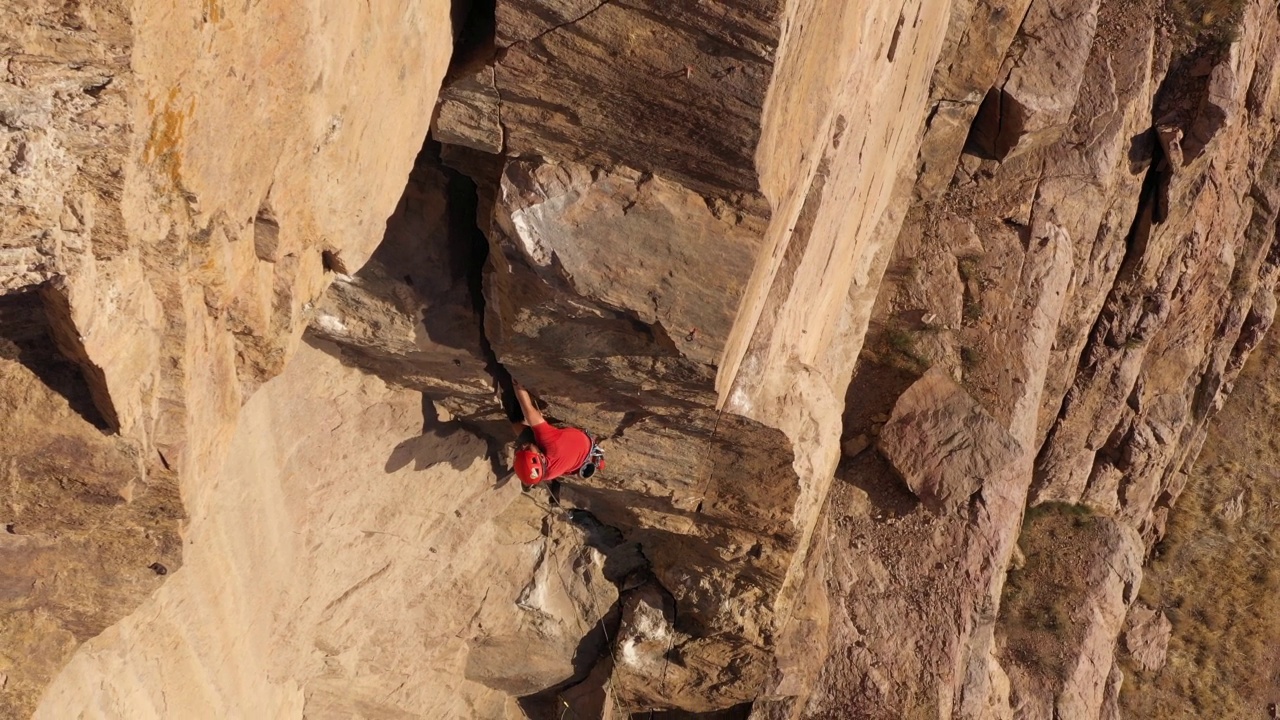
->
3 0 1279 718
2 0 452 714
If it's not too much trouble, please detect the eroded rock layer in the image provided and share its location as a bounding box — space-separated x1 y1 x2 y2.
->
2 0 452 715
4 0 1280 717
806 0 1280 717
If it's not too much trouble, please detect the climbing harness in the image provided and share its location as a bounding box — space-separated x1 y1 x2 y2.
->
575 436 606 479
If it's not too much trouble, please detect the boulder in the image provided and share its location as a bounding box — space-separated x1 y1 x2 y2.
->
1123 605 1172 673
878 368 1024 512
433 56 503 155
465 510 620 696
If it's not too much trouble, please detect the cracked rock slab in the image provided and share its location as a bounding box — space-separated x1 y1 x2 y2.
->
1123 604 1172 673
878 367 1023 512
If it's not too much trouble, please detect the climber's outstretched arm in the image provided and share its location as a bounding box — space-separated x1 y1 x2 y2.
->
513 381 546 427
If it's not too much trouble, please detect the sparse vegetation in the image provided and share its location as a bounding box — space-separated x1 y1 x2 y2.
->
1166 0 1248 47
956 257 984 326
885 327 930 371
1122 331 1280 716
962 300 984 325
999 502 1105 685
1122 458 1280 715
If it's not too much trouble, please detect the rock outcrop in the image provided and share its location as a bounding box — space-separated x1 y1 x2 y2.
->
2 0 452 715
429 0 953 710
878 368 1024 512
5 0 1280 716
32 343 618 718
1123 605 1172 673
0 291 181 717
807 0 1280 717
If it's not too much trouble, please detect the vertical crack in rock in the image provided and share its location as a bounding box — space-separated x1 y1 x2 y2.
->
435 0 503 154
305 140 519 470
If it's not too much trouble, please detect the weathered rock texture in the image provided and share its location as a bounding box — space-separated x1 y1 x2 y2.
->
432 0 953 710
878 368 1023 512
6 0 1280 716
0 291 181 718
307 146 500 425
806 0 1280 717
33 343 618 719
2 0 452 715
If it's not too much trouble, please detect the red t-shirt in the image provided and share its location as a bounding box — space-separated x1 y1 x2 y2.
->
531 422 592 482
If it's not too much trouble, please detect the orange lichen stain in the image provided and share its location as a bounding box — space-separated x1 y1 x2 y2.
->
143 87 195 190
203 0 222 24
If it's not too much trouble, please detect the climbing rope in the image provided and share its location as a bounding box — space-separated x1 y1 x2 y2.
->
682 406 727 536
541 504 637 719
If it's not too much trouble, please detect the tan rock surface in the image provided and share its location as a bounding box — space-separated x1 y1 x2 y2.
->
435 0 954 708
969 0 1101 159
1122 605 1172 673
878 367 1024 512
3 0 454 713
34 343 615 718
6 0 1280 717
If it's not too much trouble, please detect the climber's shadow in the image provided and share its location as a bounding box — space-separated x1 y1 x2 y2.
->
384 397 511 479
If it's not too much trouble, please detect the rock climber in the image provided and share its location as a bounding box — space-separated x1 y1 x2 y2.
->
511 380 604 492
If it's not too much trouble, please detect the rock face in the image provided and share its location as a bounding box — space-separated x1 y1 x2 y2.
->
32 343 617 718
307 148 500 424
1123 605 1172 673
6 0 1280 717
2 0 452 715
491 1 782 199
429 0 953 710
878 368 1024 512
807 0 1280 717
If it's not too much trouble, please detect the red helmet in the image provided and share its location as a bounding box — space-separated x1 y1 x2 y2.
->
515 447 545 486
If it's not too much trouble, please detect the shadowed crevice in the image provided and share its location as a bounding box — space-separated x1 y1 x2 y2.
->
0 286 112 431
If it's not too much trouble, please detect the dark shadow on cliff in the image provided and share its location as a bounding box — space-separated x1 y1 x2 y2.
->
385 396 511 479
0 287 109 431
834 338 921 519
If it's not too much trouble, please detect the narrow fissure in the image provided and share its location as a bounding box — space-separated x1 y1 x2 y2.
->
431 143 692 720
450 0 496 65
440 151 519 426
